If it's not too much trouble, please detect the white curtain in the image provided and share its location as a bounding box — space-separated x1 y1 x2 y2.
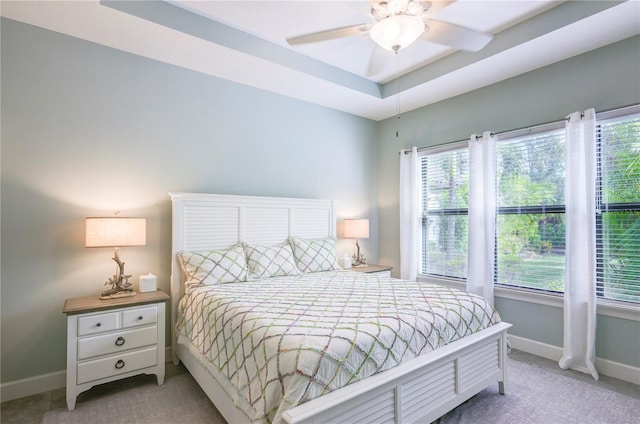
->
467 131 496 306
399 146 420 281
559 109 599 380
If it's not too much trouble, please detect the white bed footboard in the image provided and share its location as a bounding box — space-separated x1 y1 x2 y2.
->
283 322 511 424
175 322 511 424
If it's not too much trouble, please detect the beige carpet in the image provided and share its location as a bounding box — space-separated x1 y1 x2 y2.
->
43 353 639 424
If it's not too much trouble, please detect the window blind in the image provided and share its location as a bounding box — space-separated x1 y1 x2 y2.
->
421 147 469 279
495 128 566 292
596 112 640 303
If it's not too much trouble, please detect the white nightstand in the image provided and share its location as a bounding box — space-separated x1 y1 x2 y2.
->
348 264 393 278
63 290 170 411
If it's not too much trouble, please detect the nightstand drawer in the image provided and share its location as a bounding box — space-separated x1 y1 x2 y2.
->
77 326 158 360
77 312 119 336
122 306 157 328
77 346 157 384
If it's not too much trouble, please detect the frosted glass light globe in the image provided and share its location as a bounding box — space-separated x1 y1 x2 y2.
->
370 15 425 52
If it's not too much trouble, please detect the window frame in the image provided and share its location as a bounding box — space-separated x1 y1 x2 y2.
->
420 141 469 279
594 107 640 303
493 125 567 294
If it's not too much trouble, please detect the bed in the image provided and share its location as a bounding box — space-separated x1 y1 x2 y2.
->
170 192 512 424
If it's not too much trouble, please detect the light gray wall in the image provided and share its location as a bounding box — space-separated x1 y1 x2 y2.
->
376 35 640 368
0 19 379 383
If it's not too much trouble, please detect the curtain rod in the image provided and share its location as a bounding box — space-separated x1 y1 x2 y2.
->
400 103 639 155
402 117 564 155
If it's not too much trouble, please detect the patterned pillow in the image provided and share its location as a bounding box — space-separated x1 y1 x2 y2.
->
178 245 248 289
290 237 339 273
245 243 300 279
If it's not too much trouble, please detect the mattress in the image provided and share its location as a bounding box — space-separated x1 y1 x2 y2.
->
176 270 501 423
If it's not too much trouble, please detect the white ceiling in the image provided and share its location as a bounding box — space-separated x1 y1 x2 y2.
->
2 1 639 121
171 0 554 83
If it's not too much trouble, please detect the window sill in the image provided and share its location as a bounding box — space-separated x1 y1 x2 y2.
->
417 275 640 322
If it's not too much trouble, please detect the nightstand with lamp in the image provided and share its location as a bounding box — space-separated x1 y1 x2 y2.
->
342 218 393 277
63 213 169 411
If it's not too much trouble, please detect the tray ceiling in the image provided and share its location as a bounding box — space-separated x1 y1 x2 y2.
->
2 1 639 120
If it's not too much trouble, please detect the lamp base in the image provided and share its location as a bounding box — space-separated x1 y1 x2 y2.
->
99 289 137 300
352 240 366 267
100 250 136 300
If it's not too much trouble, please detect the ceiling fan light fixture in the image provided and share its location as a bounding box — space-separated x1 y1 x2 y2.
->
370 15 425 52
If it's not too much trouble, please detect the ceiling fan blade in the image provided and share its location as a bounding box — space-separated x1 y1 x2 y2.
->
367 45 388 77
287 24 369 46
422 20 493 52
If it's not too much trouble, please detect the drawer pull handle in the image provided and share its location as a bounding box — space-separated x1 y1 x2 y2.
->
138 316 143 320
96 323 102 327
115 337 125 346
115 359 125 369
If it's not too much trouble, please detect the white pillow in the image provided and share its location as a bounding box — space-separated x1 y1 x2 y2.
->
290 237 339 273
178 245 248 289
245 243 300 279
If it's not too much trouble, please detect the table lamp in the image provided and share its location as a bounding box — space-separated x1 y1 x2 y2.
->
343 218 369 267
85 215 146 299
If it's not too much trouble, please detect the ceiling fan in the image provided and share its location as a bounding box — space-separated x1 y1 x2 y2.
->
286 0 493 74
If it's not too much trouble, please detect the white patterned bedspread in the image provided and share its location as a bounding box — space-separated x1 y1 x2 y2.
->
176 270 501 423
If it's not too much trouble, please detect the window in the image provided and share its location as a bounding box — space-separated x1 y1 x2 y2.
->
496 126 566 293
596 111 640 303
421 145 469 279
419 106 640 304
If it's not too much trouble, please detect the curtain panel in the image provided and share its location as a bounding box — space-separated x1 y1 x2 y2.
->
559 109 599 380
467 131 496 306
399 147 420 281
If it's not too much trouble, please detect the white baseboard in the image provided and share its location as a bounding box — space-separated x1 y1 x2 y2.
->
509 335 563 361
509 335 640 385
1 370 66 403
1 347 175 403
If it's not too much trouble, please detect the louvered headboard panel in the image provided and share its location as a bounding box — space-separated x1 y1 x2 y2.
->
169 192 336 359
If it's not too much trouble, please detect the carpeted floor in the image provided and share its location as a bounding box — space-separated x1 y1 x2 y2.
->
41 372 226 424
433 351 640 424
6 350 639 424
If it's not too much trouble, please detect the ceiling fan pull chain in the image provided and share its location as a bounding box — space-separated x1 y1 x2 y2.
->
395 50 401 139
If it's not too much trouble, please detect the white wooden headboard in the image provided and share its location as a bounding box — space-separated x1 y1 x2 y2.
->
169 192 336 359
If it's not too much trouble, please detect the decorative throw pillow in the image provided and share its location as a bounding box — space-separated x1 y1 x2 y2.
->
245 243 300 279
178 245 248 289
290 237 339 273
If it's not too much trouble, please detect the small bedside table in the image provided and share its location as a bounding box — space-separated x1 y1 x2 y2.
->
348 264 393 278
63 290 170 411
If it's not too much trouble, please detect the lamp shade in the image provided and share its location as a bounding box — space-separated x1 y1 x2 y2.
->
343 219 370 239
85 217 146 248
370 15 425 51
